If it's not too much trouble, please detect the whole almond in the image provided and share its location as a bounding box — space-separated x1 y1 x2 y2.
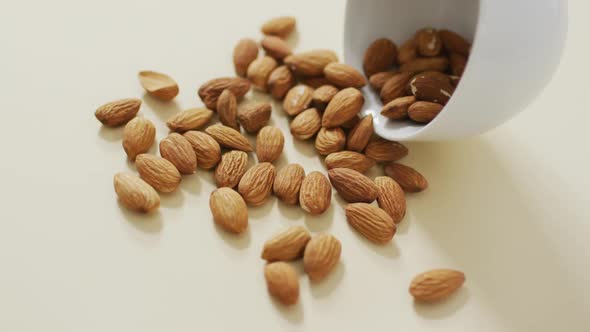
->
340 115 360 129
264 262 299 305
299 171 331 215
346 114 374 152
398 38 417 64
273 163 305 205
284 50 338 77
256 126 284 163
198 77 251 110
380 72 413 104
214 150 248 188
114 173 160 213
384 162 428 192
301 76 332 89
183 131 221 169
261 36 293 60
408 101 444 123
410 269 466 302
439 29 470 56
290 108 322 140
283 84 313 116
375 176 406 224
363 38 398 77
312 84 339 110
205 124 253 152
315 127 346 156
95 98 141 127
238 162 276 206
322 88 364 128
262 226 311 262
325 151 376 173
409 73 454 105
345 203 396 244
233 38 259 77
449 52 467 76
267 65 295 99
328 168 379 203
365 138 408 162
166 108 214 132
136 154 181 193
369 71 397 91
122 117 156 160
381 96 416 120
138 71 179 101
324 63 367 88
303 233 341 281
247 56 278 91
237 102 272 134
261 16 296 38
209 187 248 233
415 28 442 57
400 57 449 74
159 133 197 174
216 90 239 130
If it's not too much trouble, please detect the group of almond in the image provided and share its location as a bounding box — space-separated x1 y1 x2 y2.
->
95 16 465 308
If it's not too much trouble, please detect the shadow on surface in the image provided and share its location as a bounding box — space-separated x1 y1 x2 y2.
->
213 223 251 250
309 262 345 298
117 201 163 234
141 93 182 123
413 287 470 320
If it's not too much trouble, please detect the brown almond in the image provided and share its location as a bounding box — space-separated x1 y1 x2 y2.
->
283 84 313 116
375 176 406 224
439 30 470 56
328 168 379 203
380 72 413 104
415 28 442 57
205 124 253 152
398 38 417 64
290 108 322 140
238 162 276 206
210 187 248 233
183 131 221 169
214 150 248 188
324 63 367 88
341 115 360 129
303 233 341 281
449 52 467 76
410 269 466 302
247 56 278 91
216 90 239 130
315 127 346 156
284 50 338 77
345 203 396 244
300 76 332 89
261 36 292 60
322 88 364 128
159 133 197 174
325 151 376 173
256 126 284 163
261 16 296 38
400 57 449 74
273 163 305 205
122 117 156 160
346 114 373 152
262 226 311 262
409 73 454 105
264 262 299 305
408 101 444 123
114 173 160 213
365 138 408 162
233 38 259 77
384 162 428 192
136 154 181 193
363 38 398 77
312 84 339 110
267 65 295 99
381 96 416 120
95 98 141 127
299 171 331 215
237 102 272 134
138 71 179 101
198 77 251 110
369 71 398 91
166 108 214 132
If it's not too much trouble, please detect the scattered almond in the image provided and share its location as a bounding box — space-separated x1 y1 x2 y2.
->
324 63 366 88
136 154 181 193
138 71 179 101
408 101 443 123
166 108 214 132
264 262 299 305
375 176 406 224
95 98 141 127
290 108 322 140
345 203 396 244
114 173 160 213
322 88 364 128
261 36 293 60
183 131 221 169
209 187 248 233
267 65 295 99
381 96 416 120
261 16 296 38
365 138 408 162
299 171 331 215
380 72 412 104
205 124 253 152
400 57 449 74
122 117 156 160
415 28 442 57
233 38 259 77
384 162 428 192
262 226 311 262
311 84 339 110
439 29 470 56
198 77 251 110
398 38 417 64
284 50 338 77
247 56 278 91
237 102 272 134
369 71 397 91
325 151 375 173
215 150 248 188
159 133 197 174
315 127 346 156
449 52 467 76
238 162 276 206
363 38 398 77
256 126 284 163
410 269 465 302
216 90 239 130
328 168 379 203
303 233 341 281
301 76 332 89
346 114 373 152
273 163 305 205
283 84 313 116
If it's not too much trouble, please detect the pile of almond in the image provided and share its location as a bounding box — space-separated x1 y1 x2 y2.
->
97 16 465 308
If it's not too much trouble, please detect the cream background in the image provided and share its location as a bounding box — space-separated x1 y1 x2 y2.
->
0 0 588 331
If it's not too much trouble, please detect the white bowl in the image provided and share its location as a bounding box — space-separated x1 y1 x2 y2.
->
344 0 568 141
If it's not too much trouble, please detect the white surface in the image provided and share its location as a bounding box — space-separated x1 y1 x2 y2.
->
0 0 589 331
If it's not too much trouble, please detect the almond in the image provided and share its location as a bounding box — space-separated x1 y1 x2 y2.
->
398 38 417 64
122 117 155 160
410 269 466 302
346 114 373 152
138 71 179 101
282 84 313 116
238 162 276 206
375 176 406 224
264 262 299 305
324 151 375 173
369 71 397 91
214 150 248 188
311 84 339 110
166 108 214 132
449 75 461 87
290 108 322 140
324 63 366 88
322 88 364 128
439 29 470 56
159 133 197 174
267 65 295 99
315 127 346 156
365 138 408 162
205 124 253 152
261 16 296 38
183 131 221 169
363 38 398 77
415 28 442 57
345 203 396 244
209 187 248 233
237 102 272 134
299 171 331 215
400 57 449 74
381 96 416 120
262 226 311 262
256 126 284 163
303 233 341 281
261 36 292 60
301 76 332 89
328 168 379 203
233 38 259 77
136 154 181 193
408 101 443 123
247 56 278 91
114 173 160 213
449 52 467 76
198 77 251 110
273 163 305 205
216 90 239 130
380 72 413 104
340 115 360 129
284 50 338 77
409 73 454 105
384 162 428 192
95 98 141 127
